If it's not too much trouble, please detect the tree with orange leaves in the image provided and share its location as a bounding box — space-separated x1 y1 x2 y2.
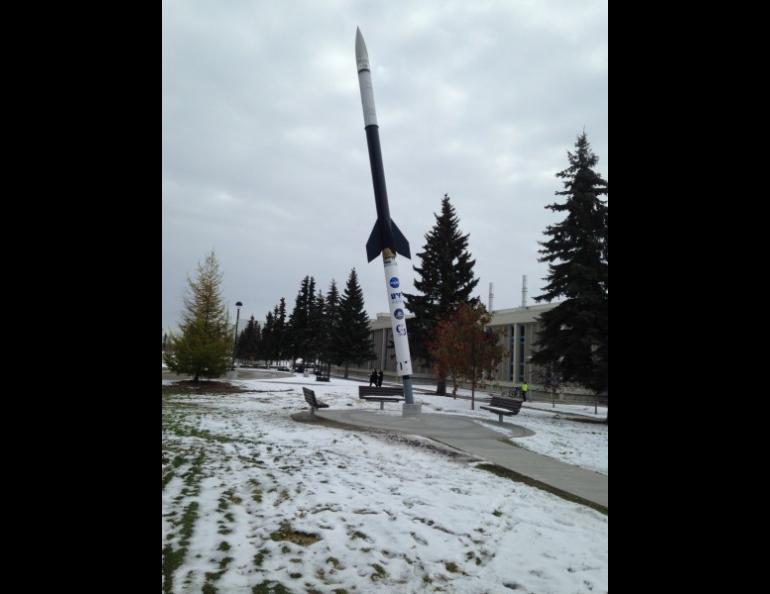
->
430 302 505 409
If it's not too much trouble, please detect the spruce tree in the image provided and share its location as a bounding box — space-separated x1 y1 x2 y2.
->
532 132 608 398
307 289 325 365
237 316 260 362
403 194 479 394
321 279 341 371
261 311 275 365
274 297 288 364
334 269 375 378
164 251 232 382
288 276 309 362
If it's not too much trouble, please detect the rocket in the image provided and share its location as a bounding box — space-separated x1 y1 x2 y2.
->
355 28 416 404
356 28 411 263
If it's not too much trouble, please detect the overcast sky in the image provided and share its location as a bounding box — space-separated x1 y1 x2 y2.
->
162 0 607 333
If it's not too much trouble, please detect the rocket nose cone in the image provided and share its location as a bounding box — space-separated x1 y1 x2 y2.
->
355 28 369 70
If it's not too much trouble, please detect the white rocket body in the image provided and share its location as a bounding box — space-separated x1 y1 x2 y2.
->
383 255 413 376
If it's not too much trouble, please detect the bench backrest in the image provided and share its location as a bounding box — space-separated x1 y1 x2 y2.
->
488 396 523 411
358 386 404 397
303 387 318 406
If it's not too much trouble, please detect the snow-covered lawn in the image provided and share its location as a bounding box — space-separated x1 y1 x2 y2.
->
163 376 608 593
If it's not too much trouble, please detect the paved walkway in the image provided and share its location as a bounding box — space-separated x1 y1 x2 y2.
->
304 409 608 512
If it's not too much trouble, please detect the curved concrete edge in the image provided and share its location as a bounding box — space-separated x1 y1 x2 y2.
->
469 462 607 515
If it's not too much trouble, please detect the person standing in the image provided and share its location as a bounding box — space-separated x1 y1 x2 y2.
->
377 369 384 387
520 380 529 402
369 369 377 387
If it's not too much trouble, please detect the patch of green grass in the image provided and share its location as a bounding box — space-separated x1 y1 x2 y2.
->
289 572 302 579
218 493 231 511
326 557 343 570
217 541 231 551
251 581 293 594
444 562 460 573
370 563 387 581
270 522 319 547
253 548 269 568
161 501 199 594
162 545 184 594
249 479 264 504
492 510 503 517
273 489 290 507
476 463 608 515
162 469 175 490
203 556 234 590
182 450 206 490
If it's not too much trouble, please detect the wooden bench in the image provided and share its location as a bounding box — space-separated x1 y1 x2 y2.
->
303 387 329 414
479 396 523 423
357 386 404 410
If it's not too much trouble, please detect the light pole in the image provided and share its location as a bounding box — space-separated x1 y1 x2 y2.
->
231 301 243 370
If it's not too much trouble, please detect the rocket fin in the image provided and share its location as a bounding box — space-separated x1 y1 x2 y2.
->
366 222 382 262
391 219 411 259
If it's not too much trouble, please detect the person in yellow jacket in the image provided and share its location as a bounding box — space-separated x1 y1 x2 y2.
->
520 381 529 402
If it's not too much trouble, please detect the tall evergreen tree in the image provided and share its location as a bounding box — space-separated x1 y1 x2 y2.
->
307 289 325 364
532 132 608 399
334 269 375 378
288 276 316 363
403 194 480 394
274 297 288 363
262 311 275 365
236 316 261 362
320 279 341 370
163 251 232 382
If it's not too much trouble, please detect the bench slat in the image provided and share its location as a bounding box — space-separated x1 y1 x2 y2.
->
302 387 329 410
479 405 514 414
358 386 404 397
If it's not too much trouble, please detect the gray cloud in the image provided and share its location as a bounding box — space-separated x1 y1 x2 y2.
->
163 0 607 330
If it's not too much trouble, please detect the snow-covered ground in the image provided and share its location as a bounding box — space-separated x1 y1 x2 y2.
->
408 394 608 476
163 375 608 593
270 378 608 475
